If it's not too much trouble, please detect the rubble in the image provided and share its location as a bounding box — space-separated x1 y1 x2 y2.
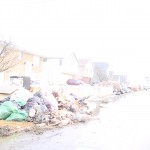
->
0 86 98 136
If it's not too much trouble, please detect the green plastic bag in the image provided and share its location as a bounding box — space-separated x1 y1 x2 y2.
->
6 110 28 121
0 101 18 120
15 99 26 107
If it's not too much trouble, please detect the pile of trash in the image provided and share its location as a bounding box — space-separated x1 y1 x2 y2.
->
0 87 96 127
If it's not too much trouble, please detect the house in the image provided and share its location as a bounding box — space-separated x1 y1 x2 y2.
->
0 42 80 87
78 58 94 84
48 52 80 85
0 42 45 86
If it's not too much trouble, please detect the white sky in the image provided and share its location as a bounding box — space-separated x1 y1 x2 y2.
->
0 0 150 80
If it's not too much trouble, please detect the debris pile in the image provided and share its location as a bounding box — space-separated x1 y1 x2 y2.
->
0 87 95 128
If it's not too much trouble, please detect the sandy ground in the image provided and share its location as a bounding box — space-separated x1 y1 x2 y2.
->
0 121 34 136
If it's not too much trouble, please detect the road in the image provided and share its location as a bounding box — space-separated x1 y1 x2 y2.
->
1 91 150 150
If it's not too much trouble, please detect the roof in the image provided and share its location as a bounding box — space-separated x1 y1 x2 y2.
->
79 58 92 66
0 41 78 60
0 41 45 58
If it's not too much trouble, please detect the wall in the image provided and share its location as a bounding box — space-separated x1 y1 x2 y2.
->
4 51 42 83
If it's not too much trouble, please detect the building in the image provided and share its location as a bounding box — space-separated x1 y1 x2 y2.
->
144 77 150 89
47 52 79 85
0 42 80 86
0 42 44 84
78 58 94 84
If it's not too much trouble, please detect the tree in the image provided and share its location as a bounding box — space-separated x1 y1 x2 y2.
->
95 66 108 82
0 41 20 72
92 62 109 83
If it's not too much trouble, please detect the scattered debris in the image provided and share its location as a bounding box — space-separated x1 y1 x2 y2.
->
0 85 98 136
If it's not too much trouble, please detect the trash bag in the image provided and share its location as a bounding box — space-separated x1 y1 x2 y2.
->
10 87 33 106
14 99 26 107
11 100 22 109
43 94 58 111
24 96 44 113
0 97 10 105
40 89 58 111
0 101 18 120
6 110 28 121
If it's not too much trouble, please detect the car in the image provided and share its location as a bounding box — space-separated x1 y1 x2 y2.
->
66 79 86 85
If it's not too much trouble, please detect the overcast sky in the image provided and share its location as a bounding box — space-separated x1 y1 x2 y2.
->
0 0 150 80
